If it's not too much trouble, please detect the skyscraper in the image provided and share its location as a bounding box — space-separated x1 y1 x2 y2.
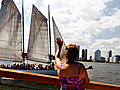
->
89 56 92 61
82 49 87 61
107 50 112 62
94 49 101 61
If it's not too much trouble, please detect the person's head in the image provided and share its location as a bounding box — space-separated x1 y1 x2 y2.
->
65 44 79 61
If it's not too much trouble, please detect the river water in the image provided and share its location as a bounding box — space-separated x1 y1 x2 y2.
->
0 61 120 89
82 62 120 85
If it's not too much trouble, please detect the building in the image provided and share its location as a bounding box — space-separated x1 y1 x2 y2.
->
76 45 80 60
110 57 118 63
89 56 92 61
110 55 120 63
107 50 112 62
94 49 101 61
114 55 120 62
101 57 106 62
82 49 87 61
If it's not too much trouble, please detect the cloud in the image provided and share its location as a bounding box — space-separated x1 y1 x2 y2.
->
99 8 120 31
40 0 116 39
40 0 120 57
89 38 120 57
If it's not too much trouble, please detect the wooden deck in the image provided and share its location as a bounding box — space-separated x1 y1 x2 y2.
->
0 68 120 90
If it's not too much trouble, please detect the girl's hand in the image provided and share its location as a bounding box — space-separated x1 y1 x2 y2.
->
55 38 63 48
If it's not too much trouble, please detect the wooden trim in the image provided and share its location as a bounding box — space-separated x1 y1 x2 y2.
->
0 68 120 90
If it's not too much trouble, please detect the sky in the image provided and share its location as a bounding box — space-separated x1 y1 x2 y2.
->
0 0 120 59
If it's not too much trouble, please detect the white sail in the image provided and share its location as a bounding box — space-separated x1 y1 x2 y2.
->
0 0 22 61
52 17 66 63
27 5 49 63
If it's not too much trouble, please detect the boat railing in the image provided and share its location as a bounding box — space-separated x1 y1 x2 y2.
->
0 68 120 90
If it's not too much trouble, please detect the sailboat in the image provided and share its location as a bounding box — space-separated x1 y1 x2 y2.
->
27 5 66 64
0 0 66 64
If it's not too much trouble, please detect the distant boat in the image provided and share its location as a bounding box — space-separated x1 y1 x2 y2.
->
0 0 66 64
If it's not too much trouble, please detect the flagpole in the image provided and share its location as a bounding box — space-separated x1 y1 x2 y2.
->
22 0 25 63
48 5 51 63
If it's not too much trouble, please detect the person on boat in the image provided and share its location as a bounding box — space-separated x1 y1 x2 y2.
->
55 38 90 90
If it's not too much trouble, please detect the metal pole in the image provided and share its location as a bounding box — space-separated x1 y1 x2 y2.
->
22 0 25 63
48 5 51 63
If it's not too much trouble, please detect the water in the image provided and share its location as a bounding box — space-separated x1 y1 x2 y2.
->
0 61 120 89
82 62 120 85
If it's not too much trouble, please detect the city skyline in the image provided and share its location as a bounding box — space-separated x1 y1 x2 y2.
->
81 48 119 62
0 0 120 58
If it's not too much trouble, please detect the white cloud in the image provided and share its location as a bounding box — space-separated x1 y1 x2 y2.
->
89 38 120 57
40 0 116 38
99 8 120 31
40 0 120 58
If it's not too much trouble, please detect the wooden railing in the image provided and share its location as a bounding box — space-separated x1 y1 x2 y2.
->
0 68 120 90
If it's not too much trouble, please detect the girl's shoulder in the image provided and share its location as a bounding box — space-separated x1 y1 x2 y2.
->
66 61 85 66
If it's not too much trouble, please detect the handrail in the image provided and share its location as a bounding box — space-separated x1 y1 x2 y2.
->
0 68 120 90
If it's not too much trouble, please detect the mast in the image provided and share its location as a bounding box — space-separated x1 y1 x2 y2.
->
48 5 51 63
22 0 25 63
